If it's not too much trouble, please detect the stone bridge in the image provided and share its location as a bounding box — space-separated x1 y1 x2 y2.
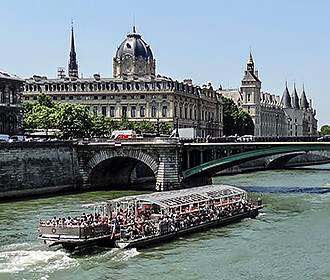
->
1 139 330 199
77 140 330 191
76 139 182 191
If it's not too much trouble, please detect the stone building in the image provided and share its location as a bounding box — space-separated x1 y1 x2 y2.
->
0 70 23 135
281 83 317 136
23 26 223 137
220 52 317 136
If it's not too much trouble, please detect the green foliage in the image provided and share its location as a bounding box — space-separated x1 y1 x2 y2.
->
159 122 172 135
131 120 155 134
320 125 330 136
37 94 53 108
54 103 92 138
23 97 172 138
223 97 255 136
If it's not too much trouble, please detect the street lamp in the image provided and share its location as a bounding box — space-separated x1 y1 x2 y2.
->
156 117 160 137
175 117 179 138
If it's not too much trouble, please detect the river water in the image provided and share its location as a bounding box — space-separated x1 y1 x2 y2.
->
1 165 330 280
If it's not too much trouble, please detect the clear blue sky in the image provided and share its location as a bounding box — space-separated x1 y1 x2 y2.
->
1 0 329 126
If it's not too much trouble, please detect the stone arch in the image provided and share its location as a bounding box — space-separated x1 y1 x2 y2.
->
86 149 158 175
84 149 159 188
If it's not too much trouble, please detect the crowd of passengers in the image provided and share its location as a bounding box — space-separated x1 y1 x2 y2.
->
41 199 257 240
41 212 110 227
118 199 256 240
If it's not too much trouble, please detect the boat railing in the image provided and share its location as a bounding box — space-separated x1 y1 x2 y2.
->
39 223 111 239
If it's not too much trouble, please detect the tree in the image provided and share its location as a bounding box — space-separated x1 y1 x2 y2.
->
132 120 154 134
54 103 92 138
222 97 254 136
320 125 330 136
37 94 53 108
159 122 172 135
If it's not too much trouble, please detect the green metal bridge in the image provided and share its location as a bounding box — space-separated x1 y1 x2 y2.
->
182 143 330 179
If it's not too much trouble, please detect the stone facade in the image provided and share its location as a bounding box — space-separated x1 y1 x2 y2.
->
23 26 223 138
220 53 317 136
0 142 81 199
0 70 23 135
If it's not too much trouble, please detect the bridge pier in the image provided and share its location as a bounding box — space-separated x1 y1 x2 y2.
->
155 144 182 191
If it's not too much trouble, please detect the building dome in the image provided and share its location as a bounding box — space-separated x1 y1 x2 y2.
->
113 27 156 79
115 27 153 60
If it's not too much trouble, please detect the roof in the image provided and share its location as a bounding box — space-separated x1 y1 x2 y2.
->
24 75 174 84
241 70 260 83
115 28 153 60
0 69 23 81
110 185 246 209
281 85 292 108
292 86 300 109
300 89 309 109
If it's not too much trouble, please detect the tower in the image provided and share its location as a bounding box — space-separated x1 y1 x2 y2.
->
68 23 78 78
281 82 292 108
113 26 156 79
240 51 262 136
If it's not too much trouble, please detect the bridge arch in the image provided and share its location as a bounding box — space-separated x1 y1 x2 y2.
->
85 150 158 189
182 144 330 181
265 152 305 169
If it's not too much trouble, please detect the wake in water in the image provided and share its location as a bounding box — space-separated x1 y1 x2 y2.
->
0 242 140 276
0 243 78 274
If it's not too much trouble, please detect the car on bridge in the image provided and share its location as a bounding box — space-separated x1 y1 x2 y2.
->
237 135 254 142
317 135 330 142
0 134 10 142
110 130 137 140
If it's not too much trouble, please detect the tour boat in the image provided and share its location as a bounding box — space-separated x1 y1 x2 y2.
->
38 185 263 251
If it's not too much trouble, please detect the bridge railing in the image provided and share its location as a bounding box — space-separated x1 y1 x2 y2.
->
179 136 319 144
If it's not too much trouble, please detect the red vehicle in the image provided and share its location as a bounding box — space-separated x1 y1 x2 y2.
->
110 130 136 140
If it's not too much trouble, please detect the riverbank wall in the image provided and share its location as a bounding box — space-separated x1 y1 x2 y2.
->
0 142 82 200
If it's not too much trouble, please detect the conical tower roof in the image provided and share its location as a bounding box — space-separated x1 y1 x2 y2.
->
281 82 292 108
300 85 309 109
291 83 300 109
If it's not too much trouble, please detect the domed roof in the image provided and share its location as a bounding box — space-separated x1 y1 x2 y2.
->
115 27 153 60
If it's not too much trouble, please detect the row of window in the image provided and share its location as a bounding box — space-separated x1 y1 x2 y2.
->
25 81 216 97
173 105 215 122
24 94 169 101
89 105 169 118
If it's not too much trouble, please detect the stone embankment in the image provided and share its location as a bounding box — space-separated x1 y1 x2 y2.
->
0 142 81 200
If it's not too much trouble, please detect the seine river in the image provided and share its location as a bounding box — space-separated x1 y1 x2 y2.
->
1 164 330 280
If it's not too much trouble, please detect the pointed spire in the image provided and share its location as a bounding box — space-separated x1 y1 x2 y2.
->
68 21 78 78
281 81 292 108
300 83 309 109
246 50 255 73
71 20 75 53
248 49 254 64
133 25 136 33
291 81 300 109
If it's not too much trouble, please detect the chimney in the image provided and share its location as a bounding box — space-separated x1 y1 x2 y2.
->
183 79 193 85
93 73 101 80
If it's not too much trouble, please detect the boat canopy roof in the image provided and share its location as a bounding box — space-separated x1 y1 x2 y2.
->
109 185 246 209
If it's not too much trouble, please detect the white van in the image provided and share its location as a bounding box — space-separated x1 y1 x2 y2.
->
9 135 26 142
0 134 10 142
